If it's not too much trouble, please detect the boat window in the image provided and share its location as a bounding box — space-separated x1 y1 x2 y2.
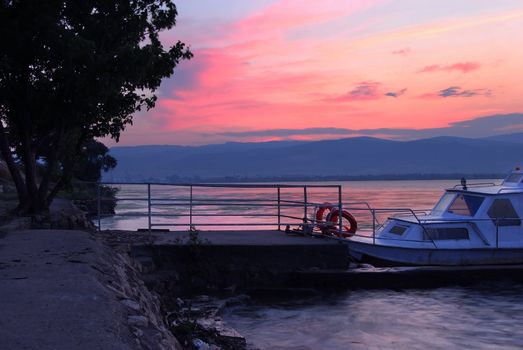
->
389 225 408 235
431 193 455 215
425 228 469 240
446 194 485 217
487 199 521 226
505 173 523 183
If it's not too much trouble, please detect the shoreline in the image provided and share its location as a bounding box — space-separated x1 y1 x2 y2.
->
0 225 252 350
103 173 503 184
4 224 523 349
0 228 181 349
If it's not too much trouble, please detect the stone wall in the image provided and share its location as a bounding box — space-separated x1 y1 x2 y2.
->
96 242 183 350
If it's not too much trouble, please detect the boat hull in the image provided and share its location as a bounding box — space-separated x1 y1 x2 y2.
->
346 240 523 266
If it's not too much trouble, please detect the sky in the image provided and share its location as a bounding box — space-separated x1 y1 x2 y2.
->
108 0 523 146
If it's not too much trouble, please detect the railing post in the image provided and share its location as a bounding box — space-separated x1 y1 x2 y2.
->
277 186 281 231
190 185 193 230
372 209 376 245
303 186 308 222
97 183 101 231
147 183 151 233
496 218 499 248
338 185 343 235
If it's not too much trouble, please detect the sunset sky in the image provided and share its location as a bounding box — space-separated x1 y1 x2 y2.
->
110 0 523 146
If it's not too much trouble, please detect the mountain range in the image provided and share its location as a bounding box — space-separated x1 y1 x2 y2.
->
104 133 523 182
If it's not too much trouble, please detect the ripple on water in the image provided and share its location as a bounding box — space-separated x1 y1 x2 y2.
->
222 282 523 349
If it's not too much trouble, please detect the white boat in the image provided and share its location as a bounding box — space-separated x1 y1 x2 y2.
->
321 168 523 266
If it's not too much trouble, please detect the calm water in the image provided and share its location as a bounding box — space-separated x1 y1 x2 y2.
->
222 283 523 349
103 179 523 349
100 179 476 231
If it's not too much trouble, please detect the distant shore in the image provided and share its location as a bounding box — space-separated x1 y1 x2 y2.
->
106 173 504 184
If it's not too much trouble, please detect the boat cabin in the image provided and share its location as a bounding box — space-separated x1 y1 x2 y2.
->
377 168 523 248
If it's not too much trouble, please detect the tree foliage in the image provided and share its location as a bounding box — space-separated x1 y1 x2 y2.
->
73 140 117 183
0 0 192 213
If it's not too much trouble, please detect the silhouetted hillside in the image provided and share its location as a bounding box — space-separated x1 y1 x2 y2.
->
482 133 523 144
105 136 523 182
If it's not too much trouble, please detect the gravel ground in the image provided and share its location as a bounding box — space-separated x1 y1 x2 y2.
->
0 229 180 350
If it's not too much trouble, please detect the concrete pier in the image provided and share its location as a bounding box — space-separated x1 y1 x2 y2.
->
131 230 350 294
129 230 523 293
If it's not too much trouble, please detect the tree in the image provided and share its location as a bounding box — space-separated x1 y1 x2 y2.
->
0 1 192 213
74 140 117 183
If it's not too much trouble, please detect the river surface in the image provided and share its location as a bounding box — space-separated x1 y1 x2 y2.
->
222 282 523 349
100 179 477 231
101 179 523 349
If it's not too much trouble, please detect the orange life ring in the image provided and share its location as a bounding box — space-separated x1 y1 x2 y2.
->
325 209 357 237
315 203 333 223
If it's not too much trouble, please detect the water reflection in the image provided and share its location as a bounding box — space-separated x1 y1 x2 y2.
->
101 179 487 231
223 282 523 349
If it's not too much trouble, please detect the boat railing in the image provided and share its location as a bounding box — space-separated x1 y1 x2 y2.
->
417 217 520 248
338 206 519 249
335 205 438 247
350 213 521 248
497 187 523 194
451 182 497 189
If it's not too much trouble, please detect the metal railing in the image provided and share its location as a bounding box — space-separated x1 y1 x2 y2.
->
87 181 521 250
93 182 345 233
452 182 497 189
335 205 434 245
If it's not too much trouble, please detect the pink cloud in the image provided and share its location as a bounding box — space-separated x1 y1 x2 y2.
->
232 0 383 39
418 86 492 99
391 47 411 55
117 1 523 146
418 62 481 73
329 82 382 102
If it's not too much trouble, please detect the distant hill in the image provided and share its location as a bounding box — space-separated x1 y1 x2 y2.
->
482 132 523 144
105 136 523 182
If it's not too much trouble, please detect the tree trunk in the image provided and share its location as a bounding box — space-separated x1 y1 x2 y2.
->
0 122 29 210
38 132 62 205
22 130 44 213
46 175 67 206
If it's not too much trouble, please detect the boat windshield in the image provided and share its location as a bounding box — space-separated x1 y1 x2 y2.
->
431 193 485 217
505 173 523 183
446 194 485 216
431 193 455 215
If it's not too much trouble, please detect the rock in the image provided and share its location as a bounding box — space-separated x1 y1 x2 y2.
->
175 298 184 308
121 298 141 311
357 263 375 269
224 294 250 307
192 338 210 350
128 315 148 327
196 295 211 302
47 199 94 230
132 327 144 337
2 184 15 193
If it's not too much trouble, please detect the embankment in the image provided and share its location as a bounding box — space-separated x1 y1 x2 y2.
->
0 229 181 350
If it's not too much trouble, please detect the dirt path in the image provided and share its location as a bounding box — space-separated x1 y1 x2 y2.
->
0 229 178 350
